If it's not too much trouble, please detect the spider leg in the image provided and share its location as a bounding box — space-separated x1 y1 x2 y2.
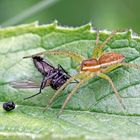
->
43 72 82 112
93 30 104 59
95 29 100 47
121 62 140 70
101 62 140 75
97 73 126 110
93 30 118 59
24 71 58 100
58 64 79 83
24 50 86 63
98 62 140 109
99 30 118 49
93 30 101 58
58 78 88 116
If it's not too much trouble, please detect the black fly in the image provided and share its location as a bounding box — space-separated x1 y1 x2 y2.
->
11 56 78 99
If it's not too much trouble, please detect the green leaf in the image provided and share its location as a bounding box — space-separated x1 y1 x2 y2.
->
0 22 140 140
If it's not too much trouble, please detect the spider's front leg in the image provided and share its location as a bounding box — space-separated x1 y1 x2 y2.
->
24 50 86 63
58 79 87 116
93 30 118 59
43 72 85 112
58 72 93 116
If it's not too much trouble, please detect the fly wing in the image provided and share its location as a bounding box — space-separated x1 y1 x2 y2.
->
10 81 41 88
33 56 54 75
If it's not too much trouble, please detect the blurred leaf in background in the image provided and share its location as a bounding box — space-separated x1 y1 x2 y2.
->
0 0 140 33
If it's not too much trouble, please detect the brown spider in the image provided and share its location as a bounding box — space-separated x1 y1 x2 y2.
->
25 30 140 115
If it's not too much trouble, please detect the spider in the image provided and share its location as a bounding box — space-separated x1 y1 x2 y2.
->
25 30 140 115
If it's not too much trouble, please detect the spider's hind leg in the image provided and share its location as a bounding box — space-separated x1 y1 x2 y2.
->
98 73 126 110
121 62 140 71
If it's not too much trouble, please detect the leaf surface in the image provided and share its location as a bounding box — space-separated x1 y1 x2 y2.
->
0 22 140 140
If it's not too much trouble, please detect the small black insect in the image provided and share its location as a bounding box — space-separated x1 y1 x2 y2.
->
11 56 78 99
3 101 15 111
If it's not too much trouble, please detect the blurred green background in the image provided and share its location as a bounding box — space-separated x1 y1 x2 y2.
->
0 0 140 34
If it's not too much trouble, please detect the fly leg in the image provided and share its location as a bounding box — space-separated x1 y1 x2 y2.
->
58 64 79 83
53 75 64 85
24 76 46 100
24 71 58 100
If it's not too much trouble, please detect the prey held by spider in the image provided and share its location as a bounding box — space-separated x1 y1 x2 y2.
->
11 56 78 100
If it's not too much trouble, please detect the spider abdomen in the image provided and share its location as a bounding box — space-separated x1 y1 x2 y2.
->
98 52 125 65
